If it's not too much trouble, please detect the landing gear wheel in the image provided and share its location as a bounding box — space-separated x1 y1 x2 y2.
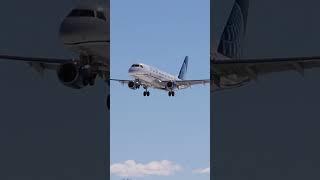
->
143 86 150 96
168 91 175 96
143 91 150 96
83 79 89 86
89 74 97 86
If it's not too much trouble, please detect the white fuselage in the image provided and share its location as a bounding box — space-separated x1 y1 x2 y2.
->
128 63 180 89
59 4 109 60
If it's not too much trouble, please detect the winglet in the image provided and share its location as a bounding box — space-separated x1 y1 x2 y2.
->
178 56 188 80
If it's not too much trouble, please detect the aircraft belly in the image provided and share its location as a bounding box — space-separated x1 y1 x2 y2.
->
133 73 165 89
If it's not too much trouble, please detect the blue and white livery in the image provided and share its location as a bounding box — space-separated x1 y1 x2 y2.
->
112 56 209 96
212 0 320 91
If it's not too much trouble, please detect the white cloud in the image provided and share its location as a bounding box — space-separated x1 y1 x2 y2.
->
111 160 182 177
193 167 210 174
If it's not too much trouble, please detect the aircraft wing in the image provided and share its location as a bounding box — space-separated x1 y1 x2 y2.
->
0 54 109 80
175 79 210 86
110 79 156 88
0 54 75 71
110 79 132 85
212 56 320 79
161 79 210 89
0 54 74 64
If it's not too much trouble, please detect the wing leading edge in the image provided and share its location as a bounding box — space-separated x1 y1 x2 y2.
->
0 54 75 71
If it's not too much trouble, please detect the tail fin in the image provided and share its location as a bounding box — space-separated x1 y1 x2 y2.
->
217 0 249 59
178 56 188 80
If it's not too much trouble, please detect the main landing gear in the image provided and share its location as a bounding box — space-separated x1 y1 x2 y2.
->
143 87 150 96
168 91 175 97
81 64 97 86
83 75 96 86
143 91 150 96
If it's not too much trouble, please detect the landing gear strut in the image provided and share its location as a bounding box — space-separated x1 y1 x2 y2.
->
82 74 96 86
168 91 175 97
143 91 150 96
143 87 150 96
81 63 97 86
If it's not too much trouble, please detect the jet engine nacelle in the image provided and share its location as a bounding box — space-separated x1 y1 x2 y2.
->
128 81 140 90
166 81 176 89
57 63 85 89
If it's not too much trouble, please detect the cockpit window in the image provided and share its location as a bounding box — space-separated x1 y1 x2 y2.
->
131 64 143 68
68 9 95 17
97 11 106 21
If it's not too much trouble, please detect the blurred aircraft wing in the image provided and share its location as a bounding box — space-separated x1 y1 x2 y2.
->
175 79 210 87
110 79 132 85
0 54 75 64
161 79 210 89
0 54 108 80
212 56 320 79
0 54 75 72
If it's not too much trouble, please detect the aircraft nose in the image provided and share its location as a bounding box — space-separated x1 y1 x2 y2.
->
59 11 108 46
128 68 135 73
59 18 89 45
128 67 139 74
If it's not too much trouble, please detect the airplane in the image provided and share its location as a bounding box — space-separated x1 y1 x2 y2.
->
0 2 110 109
111 56 210 96
211 0 320 91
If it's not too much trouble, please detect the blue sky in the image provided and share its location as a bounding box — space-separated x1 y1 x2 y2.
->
110 0 209 179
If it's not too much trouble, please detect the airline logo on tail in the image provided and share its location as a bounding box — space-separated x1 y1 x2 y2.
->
217 0 249 59
178 56 188 80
